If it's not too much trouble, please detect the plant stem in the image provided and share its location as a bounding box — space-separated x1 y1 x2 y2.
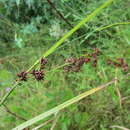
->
47 0 73 28
3 104 27 121
96 21 130 31
0 82 19 107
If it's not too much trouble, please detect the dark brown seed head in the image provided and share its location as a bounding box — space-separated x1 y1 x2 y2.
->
31 70 44 81
91 53 97 59
40 58 48 66
17 71 28 81
76 57 85 66
92 59 97 67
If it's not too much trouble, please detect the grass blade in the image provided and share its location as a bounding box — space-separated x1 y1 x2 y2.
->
13 80 115 130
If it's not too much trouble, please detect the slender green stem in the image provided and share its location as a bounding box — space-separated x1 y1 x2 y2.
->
79 21 130 45
96 22 130 31
0 82 19 106
47 63 71 72
3 104 27 121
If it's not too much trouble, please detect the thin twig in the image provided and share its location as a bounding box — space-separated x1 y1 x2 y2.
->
47 0 73 28
3 104 27 121
0 82 19 107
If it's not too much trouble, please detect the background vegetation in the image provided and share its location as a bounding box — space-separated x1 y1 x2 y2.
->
0 0 130 129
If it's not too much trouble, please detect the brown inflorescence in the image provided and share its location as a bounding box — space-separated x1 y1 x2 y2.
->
91 48 101 67
64 49 129 73
107 58 129 72
64 56 91 72
16 52 129 82
92 59 97 67
17 57 47 81
64 57 77 72
40 58 48 70
17 71 28 81
64 48 101 72
30 58 47 81
31 70 44 81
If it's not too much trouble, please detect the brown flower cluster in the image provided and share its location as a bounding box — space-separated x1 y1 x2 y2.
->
17 48 129 81
64 48 129 73
17 58 47 81
107 58 129 72
91 48 100 67
64 48 100 72
17 71 28 81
